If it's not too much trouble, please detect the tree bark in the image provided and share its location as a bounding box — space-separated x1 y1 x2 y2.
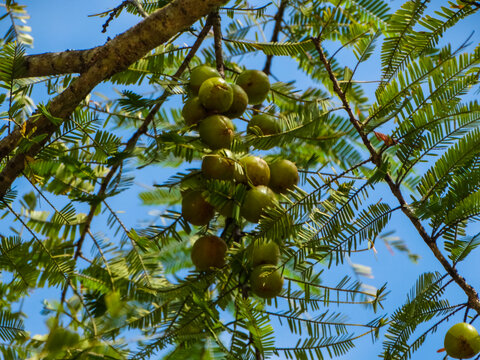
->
0 0 226 198
19 49 99 78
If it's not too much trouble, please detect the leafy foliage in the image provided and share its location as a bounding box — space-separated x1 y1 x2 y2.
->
0 0 479 359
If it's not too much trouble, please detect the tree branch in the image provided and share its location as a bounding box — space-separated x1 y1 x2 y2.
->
312 37 480 314
211 11 225 77
262 0 288 76
0 0 226 199
59 19 213 304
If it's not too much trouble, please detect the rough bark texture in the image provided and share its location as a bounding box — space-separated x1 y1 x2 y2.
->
0 0 227 198
20 49 99 78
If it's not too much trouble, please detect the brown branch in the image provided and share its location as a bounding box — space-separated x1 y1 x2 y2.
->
312 37 480 314
211 11 225 77
59 19 213 304
100 0 149 33
262 0 288 76
0 0 226 199
17 48 99 78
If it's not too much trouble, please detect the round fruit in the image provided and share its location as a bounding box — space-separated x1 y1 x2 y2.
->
240 185 277 223
251 241 280 266
250 264 284 299
45 327 80 352
247 114 280 135
236 69 270 105
105 291 123 318
198 77 234 112
236 156 270 186
218 200 235 218
199 115 235 150
269 159 299 193
224 84 249 118
189 65 221 95
444 322 480 359
181 191 215 226
182 97 208 126
201 151 235 180
191 235 228 271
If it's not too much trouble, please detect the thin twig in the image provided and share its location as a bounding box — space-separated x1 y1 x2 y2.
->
312 37 480 314
262 0 288 75
59 19 213 305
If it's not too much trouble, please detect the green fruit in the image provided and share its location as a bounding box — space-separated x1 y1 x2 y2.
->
224 84 249 118
189 65 221 95
182 97 208 126
199 115 235 150
105 291 123 318
217 199 235 218
236 69 270 105
241 185 277 223
181 191 215 226
45 327 80 352
250 264 284 299
251 241 280 266
444 323 480 359
247 114 280 135
236 156 270 186
191 235 228 271
201 151 235 180
268 159 299 193
199 77 234 112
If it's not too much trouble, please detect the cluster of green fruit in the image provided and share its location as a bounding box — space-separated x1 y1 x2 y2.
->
181 65 275 150
190 237 283 299
179 65 298 299
181 155 299 225
444 322 480 359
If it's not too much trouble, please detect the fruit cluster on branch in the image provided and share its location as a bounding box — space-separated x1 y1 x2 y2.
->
180 65 299 299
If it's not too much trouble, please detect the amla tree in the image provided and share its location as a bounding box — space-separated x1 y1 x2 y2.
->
0 0 480 359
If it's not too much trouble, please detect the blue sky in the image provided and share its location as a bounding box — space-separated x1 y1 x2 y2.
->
1 1 480 359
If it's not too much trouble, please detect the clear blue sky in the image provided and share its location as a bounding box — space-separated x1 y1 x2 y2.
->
1 1 480 359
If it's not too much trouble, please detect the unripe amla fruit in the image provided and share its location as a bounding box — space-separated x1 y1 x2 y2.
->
201 149 235 180
189 65 220 95
199 115 235 150
182 97 207 126
268 159 299 193
181 191 215 226
250 264 284 299
191 235 228 271
250 240 280 266
216 199 235 218
444 322 480 359
236 156 270 186
224 84 249 118
45 327 80 353
236 69 270 105
247 114 280 136
199 77 233 113
241 185 277 223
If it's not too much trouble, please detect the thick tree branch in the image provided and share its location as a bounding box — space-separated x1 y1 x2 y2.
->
312 38 480 314
19 49 99 78
0 0 226 199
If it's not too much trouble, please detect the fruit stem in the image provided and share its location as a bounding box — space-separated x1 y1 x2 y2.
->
220 217 234 239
